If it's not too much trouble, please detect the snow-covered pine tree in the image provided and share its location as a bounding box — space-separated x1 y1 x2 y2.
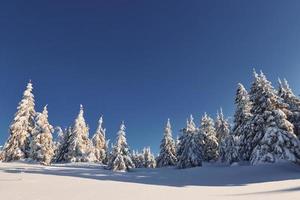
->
201 113 219 162
92 116 108 164
2 81 36 161
223 134 239 165
107 121 135 171
232 83 254 161
156 119 177 167
215 109 237 163
233 83 253 136
215 109 230 142
249 71 300 165
176 115 204 169
53 126 64 159
30 105 55 165
131 150 138 167
55 127 71 162
241 71 283 162
278 78 300 138
66 105 96 162
131 150 145 168
143 147 156 168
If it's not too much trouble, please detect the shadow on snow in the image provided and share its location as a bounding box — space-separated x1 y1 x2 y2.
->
1 162 300 188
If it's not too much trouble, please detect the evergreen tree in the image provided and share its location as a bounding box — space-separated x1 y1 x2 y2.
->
215 109 236 163
92 116 108 163
222 134 239 165
232 83 254 161
278 78 300 138
249 71 300 164
143 147 156 168
215 109 230 142
156 119 177 167
107 122 135 171
66 105 95 162
177 115 204 169
3 81 36 161
131 150 145 168
53 126 64 159
233 83 253 136
30 105 54 165
55 127 71 162
201 113 219 162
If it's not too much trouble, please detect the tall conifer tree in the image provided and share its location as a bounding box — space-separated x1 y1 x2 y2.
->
3 81 36 161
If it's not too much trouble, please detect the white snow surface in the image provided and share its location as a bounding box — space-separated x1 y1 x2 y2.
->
1 162 300 200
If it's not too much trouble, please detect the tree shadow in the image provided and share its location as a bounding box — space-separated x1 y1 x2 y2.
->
229 186 300 196
1 162 300 187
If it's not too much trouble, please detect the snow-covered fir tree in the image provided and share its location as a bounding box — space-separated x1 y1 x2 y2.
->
66 105 95 162
131 148 156 168
215 109 230 142
176 115 204 169
30 105 55 165
156 119 177 167
241 71 280 162
249 70 300 165
92 116 108 164
278 78 300 138
232 83 253 136
222 134 239 165
143 147 156 168
2 81 36 161
53 126 64 158
131 150 145 168
201 113 219 162
54 127 71 162
107 121 135 171
215 109 237 163
232 83 254 161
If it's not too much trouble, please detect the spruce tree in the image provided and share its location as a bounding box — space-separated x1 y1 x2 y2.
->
92 116 108 163
278 78 300 138
55 127 71 162
215 109 237 163
249 71 300 164
66 105 95 162
156 119 177 167
215 109 230 142
176 115 204 169
131 150 145 168
30 105 54 165
107 121 135 171
232 83 253 161
222 134 239 165
53 126 64 159
233 83 253 136
3 81 36 161
201 113 219 162
143 147 156 168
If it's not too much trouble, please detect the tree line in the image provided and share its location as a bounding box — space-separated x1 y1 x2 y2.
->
1 69 300 171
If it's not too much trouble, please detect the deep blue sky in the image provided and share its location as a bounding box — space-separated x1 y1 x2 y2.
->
1 0 300 154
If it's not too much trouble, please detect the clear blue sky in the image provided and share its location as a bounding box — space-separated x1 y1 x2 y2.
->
1 0 300 154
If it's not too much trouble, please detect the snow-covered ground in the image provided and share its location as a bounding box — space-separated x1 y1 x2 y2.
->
1 162 300 200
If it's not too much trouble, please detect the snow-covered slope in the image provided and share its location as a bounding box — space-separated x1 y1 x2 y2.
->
0 162 300 200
